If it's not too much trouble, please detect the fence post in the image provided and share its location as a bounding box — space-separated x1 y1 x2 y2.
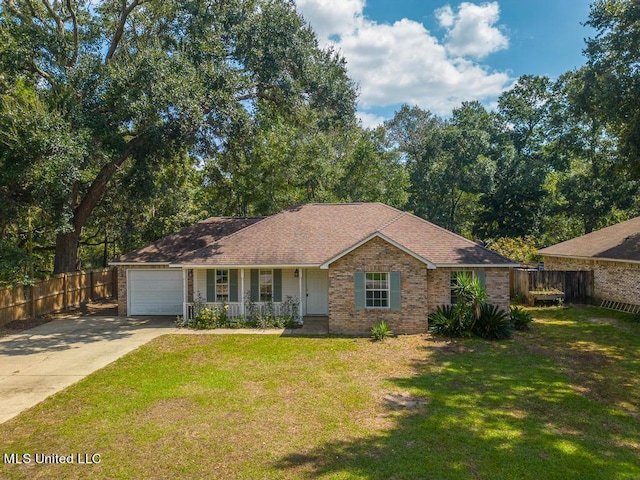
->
63 273 68 311
90 270 95 302
113 267 118 300
29 284 36 319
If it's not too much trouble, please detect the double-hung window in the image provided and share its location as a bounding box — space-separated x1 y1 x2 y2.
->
365 272 389 308
216 269 229 302
355 271 401 311
259 269 273 302
207 269 229 303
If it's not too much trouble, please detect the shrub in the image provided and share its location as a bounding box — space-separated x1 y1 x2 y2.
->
473 304 512 340
513 292 528 305
371 321 393 341
510 306 534 331
193 307 220 329
429 305 472 337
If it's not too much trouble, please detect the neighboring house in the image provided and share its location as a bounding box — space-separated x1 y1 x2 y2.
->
539 217 640 306
111 203 516 334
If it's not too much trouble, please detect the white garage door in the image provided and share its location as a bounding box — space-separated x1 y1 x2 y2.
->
128 270 184 315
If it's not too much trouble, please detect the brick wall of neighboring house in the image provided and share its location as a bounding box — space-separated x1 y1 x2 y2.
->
427 267 510 314
328 237 429 334
117 266 192 316
543 256 640 305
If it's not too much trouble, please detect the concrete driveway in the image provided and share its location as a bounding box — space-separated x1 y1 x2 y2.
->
0 316 177 424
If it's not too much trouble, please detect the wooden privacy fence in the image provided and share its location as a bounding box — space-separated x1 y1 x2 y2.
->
0 268 117 326
510 269 594 303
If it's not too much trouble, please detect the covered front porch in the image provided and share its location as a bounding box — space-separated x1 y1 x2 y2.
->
180 266 328 322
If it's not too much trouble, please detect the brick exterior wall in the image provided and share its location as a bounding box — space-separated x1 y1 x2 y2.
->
485 268 511 312
543 256 640 305
117 266 192 316
328 237 429 334
426 267 510 314
327 237 511 334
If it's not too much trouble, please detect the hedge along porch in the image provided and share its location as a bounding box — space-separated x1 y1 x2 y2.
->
112 203 517 333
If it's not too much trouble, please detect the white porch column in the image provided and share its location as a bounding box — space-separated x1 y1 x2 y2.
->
241 268 245 320
182 268 188 320
298 268 303 322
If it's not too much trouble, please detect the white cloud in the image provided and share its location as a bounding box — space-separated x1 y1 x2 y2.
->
357 111 386 129
295 1 512 118
295 0 363 40
436 5 456 29
438 2 509 59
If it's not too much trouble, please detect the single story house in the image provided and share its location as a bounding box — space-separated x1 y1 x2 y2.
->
111 203 517 334
538 216 640 306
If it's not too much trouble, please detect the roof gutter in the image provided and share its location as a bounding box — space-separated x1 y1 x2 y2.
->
168 263 322 269
436 263 520 268
109 262 172 266
538 253 640 265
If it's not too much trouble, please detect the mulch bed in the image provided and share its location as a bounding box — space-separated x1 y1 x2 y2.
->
0 299 118 338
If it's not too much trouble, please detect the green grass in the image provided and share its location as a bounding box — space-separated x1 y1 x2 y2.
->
1 305 639 479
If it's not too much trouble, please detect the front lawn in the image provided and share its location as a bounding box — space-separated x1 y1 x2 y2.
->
1 306 639 479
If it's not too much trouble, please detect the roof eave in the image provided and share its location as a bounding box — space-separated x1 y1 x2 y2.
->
435 263 520 268
168 263 322 269
539 253 640 265
109 261 172 266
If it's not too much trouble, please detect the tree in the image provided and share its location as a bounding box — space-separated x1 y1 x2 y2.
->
546 70 638 236
335 127 408 208
476 75 553 239
0 0 357 273
583 0 640 176
406 102 494 234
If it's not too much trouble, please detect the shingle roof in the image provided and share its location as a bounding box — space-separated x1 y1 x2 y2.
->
114 217 263 263
175 203 515 267
539 217 640 262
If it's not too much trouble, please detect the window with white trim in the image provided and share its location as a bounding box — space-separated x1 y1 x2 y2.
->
366 272 389 308
260 269 272 302
216 269 229 302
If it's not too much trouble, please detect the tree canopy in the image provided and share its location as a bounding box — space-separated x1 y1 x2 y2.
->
1 0 639 282
0 0 358 275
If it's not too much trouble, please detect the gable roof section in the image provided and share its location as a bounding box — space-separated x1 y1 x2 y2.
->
375 209 514 266
176 203 516 267
539 217 640 263
112 216 264 264
319 232 438 269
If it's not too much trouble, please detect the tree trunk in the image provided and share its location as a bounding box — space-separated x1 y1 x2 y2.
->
51 140 140 274
54 230 81 274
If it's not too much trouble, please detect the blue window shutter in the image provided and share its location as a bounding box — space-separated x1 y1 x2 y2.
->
206 270 216 302
229 269 238 302
354 271 365 310
390 272 401 311
273 269 282 302
476 270 486 291
250 269 259 302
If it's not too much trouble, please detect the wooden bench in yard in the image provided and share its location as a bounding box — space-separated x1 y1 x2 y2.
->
528 290 565 306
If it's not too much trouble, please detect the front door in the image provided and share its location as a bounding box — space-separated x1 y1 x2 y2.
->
305 269 328 315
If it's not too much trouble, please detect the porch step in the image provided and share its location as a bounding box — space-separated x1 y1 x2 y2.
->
292 316 329 335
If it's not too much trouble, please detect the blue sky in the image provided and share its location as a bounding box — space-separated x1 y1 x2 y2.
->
295 0 595 127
